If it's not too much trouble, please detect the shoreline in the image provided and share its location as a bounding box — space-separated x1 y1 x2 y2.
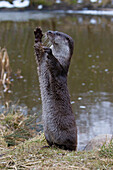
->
0 8 113 17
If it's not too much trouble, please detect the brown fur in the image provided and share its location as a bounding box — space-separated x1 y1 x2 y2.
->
34 28 77 151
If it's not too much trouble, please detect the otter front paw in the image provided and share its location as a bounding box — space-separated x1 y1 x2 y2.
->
34 43 44 54
43 47 52 56
34 43 44 63
34 27 43 43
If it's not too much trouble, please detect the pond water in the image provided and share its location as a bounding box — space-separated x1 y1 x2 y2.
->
0 11 113 150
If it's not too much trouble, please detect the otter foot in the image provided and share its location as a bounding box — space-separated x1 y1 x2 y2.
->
41 145 51 149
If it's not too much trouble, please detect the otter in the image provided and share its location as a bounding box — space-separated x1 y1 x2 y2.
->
34 27 77 151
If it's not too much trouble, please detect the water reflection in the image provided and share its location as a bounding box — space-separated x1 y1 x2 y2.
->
0 13 113 149
72 92 113 149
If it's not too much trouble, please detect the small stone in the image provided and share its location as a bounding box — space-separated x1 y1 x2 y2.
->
71 101 75 104
78 97 82 100
80 106 86 109
37 5 43 9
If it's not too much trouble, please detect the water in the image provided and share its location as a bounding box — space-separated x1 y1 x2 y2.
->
0 11 113 150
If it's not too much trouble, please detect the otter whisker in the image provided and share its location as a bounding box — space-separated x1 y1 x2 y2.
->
43 39 49 46
42 33 48 43
42 36 47 42
46 41 52 48
42 33 52 47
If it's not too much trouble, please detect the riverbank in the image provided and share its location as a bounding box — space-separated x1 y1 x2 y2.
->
1 9 113 22
0 111 113 169
0 133 113 169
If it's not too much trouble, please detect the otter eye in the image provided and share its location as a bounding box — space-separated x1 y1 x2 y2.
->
66 37 69 41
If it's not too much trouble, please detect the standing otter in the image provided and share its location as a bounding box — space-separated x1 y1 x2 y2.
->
34 28 77 151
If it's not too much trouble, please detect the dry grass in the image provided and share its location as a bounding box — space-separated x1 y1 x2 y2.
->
0 133 113 169
0 47 11 92
0 111 113 169
0 107 40 150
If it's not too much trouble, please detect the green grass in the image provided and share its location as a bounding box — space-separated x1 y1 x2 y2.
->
99 140 113 158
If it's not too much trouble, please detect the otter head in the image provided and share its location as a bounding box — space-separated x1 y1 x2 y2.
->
46 30 74 73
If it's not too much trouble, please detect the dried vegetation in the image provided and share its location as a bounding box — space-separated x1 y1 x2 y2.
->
0 48 11 92
0 110 113 169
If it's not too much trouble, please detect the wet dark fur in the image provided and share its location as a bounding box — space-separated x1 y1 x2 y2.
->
34 28 77 151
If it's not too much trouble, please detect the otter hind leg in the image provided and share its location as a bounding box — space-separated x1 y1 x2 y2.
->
46 139 53 147
54 138 77 151
45 134 53 147
54 143 76 151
